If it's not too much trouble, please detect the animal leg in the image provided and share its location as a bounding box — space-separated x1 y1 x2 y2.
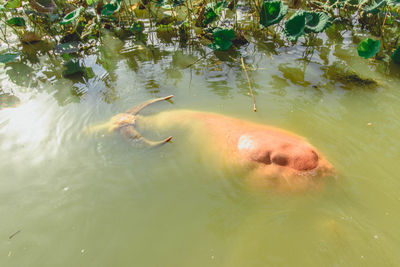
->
119 125 172 147
125 95 174 115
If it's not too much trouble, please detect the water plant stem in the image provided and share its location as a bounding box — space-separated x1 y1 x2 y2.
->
380 6 389 50
240 57 257 112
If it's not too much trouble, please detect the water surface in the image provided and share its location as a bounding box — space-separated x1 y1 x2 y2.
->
1 27 400 267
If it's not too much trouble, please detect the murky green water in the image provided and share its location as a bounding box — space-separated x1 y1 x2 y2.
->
1 27 400 267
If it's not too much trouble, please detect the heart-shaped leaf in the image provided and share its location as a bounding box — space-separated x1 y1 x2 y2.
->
5 0 22 9
60 7 83 25
357 38 380 59
259 0 288 27
101 0 121 16
6 17 26 26
304 12 331 33
283 11 307 42
0 52 20 63
392 45 400 64
209 28 235 51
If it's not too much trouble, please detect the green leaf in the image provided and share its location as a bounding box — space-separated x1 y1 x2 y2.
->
283 11 307 42
202 2 225 26
6 17 26 26
209 28 235 51
304 12 331 33
0 52 20 63
62 59 85 76
357 38 380 59
259 0 288 27
4 0 22 9
86 0 96 5
101 0 121 16
363 0 386 14
60 7 83 25
387 0 400 6
392 45 400 64
130 21 144 33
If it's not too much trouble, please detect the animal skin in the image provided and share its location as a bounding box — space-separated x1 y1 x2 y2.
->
88 95 335 191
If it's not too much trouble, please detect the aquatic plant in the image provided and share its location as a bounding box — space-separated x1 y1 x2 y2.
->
357 38 381 59
259 0 288 27
0 0 399 68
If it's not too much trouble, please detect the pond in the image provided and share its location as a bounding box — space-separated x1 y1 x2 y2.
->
1 25 400 266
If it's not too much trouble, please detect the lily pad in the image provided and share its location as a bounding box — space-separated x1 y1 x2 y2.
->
304 12 331 33
363 0 386 14
283 11 307 42
5 0 22 9
392 45 400 64
101 0 121 16
209 28 235 51
357 38 380 59
0 52 20 63
60 7 83 25
6 17 26 26
259 0 288 27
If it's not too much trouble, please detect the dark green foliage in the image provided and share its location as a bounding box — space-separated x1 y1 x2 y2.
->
328 0 346 6
62 59 85 76
0 52 20 63
203 2 225 26
6 17 26 26
304 12 331 33
284 11 307 42
60 7 83 25
387 0 400 5
363 0 387 14
0 52 19 63
392 45 400 64
209 28 235 51
101 0 121 16
259 0 288 27
130 22 144 33
357 38 381 59
284 11 332 41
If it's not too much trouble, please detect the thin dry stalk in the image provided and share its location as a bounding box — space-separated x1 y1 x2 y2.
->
240 57 257 112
